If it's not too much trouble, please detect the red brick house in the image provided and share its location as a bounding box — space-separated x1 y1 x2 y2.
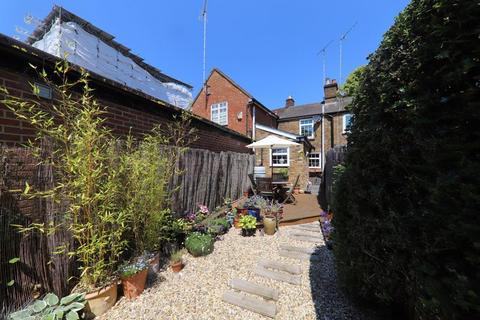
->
191 68 278 138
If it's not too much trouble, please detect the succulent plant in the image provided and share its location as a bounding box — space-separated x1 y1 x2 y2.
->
8 292 85 320
118 256 149 278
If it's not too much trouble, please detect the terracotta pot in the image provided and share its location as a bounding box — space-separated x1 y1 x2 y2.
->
170 261 184 273
84 282 118 319
263 217 276 235
243 191 249 197
121 268 148 299
294 187 300 195
233 216 241 229
236 208 248 216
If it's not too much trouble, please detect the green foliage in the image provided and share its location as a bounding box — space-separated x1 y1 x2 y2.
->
8 293 85 320
1 61 128 289
206 217 229 236
185 232 214 257
170 249 184 263
332 1 480 319
239 215 256 230
122 116 194 254
339 65 366 97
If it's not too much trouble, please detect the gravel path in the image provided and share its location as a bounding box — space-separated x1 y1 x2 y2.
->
100 223 374 320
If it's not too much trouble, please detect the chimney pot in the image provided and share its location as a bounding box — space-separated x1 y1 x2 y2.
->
285 95 295 108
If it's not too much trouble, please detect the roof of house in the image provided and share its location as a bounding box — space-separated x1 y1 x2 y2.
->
0 33 250 141
27 5 191 89
255 123 314 150
197 68 278 119
273 96 352 120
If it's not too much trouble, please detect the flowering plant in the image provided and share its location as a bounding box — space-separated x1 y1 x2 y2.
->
244 195 268 209
118 257 148 278
198 204 209 215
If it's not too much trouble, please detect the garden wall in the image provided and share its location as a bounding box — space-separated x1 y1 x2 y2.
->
0 144 254 311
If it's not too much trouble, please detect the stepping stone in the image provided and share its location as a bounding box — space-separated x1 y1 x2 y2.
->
222 290 277 318
289 234 323 243
255 265 301 285
279 244 316 254
258 258 302 275
291 226 321 233
289 231 322 238
229 278 279 301
279 249 321 262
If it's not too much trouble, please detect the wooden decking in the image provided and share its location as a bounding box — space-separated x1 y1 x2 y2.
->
280 193 322 226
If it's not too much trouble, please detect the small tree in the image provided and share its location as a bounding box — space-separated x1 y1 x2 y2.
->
1 61 128 290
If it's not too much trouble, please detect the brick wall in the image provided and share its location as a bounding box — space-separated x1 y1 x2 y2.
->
254 128 309 190
191 70 251 136
0 65 251 154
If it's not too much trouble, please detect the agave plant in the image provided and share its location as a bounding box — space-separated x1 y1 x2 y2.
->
9 292 85 320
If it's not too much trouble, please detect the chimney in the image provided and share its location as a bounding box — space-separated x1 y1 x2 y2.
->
285 95 295 108
324 78 338 103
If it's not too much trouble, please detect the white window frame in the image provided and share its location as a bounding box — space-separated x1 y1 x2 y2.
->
299 118 315 139
211 101 228 125
270 147 290 167
308 152 321 168
343 113 352 133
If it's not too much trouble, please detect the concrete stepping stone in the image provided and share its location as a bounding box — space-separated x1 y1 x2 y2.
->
291 226 321 233
255 265 301 285
229 278 279 301
258 258 302 275
289 234 323 243
279 249 321 262
289 230 322 238
222 290 277 318
279 244 316 254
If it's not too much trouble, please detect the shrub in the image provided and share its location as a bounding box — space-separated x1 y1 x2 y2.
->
239 215 256 230
333 1 480 319
185 233 214 257
206 218 229 236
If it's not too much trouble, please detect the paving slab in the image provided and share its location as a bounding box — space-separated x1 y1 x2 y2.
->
222 290 277 318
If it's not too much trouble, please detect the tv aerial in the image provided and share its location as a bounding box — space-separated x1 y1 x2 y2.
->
339 21 357 84
317 39 334 86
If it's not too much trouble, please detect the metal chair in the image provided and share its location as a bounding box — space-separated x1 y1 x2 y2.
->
282 175 300 205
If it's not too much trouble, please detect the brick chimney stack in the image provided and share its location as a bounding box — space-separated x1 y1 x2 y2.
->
285 95 295 108
324 78 338 103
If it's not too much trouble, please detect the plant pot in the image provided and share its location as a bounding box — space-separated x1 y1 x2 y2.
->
263 217 276 235
148 252 160 273
170 261 184 273
121 268 148 299
84 282 118 319
294 187 300 195
233 216 241 229
241 228 256 237
236 208 248 216
247 208 260 220
243 191 249 197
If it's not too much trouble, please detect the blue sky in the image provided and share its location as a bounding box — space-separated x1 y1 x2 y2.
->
0 0 410 108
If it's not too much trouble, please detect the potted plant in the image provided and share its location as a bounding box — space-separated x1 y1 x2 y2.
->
235 198 248 217
264 201 283 235
118 257 149 299
244 196 266 220
185 232 215 257
239 215 257 237
8 293 86 320
170 250 185 272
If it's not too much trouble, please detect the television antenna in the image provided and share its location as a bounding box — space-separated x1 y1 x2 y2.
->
201 0 208 89
339 21 357 84
317 39 334 86
24 13 44 27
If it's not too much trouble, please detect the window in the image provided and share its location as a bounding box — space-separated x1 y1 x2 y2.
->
271 147 289 167
308 152 321 168
343 113 352 133
299 118 314 138
211 102 228 125
34 82 52 100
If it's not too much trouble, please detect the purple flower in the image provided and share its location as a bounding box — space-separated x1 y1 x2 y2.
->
198 204 209 214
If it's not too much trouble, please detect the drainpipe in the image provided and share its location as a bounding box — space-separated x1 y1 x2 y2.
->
321 103 325 169
252 103 256 140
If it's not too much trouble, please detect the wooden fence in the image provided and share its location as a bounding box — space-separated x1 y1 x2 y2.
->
318 145 347 210
0 145 254 311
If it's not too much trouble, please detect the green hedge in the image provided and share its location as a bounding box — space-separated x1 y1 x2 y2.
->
332 1 479 319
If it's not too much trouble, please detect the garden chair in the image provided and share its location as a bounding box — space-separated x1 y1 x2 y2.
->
248 173 259 195
256 177 275 199
282 175 299 205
